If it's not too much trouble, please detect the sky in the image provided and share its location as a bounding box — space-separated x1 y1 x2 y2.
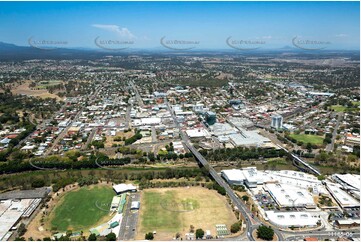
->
0 1 359 50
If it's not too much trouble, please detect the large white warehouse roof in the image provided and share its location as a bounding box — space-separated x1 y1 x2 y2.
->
266 211 319 228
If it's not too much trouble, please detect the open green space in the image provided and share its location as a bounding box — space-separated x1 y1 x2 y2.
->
35 80 62 89
49 186 114 231
331 105 347 112
289 133 324 145
331 104 359 113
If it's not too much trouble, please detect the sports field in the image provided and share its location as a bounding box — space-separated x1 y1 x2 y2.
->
48 185 114 231
137 187 237 240
289 133 324 145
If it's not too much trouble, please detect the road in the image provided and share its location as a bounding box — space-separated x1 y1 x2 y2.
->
83 128 97 150
129 80 143 107
151 126 157 142
125 103 132 130
326 112 343 152
118 192 140 240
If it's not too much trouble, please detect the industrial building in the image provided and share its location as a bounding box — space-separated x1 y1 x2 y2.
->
0 188 49 241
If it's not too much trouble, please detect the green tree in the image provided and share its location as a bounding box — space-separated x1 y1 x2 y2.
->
230 221 242 233
145 232 154 240
105 232 117 241
317 175 326 180
88 233 97 241
195 229 204 239
18 223 27 236
242 195 249 202
256 225 274 241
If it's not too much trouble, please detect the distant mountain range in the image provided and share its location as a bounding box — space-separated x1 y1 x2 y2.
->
0 42 109 61
0 41 358 61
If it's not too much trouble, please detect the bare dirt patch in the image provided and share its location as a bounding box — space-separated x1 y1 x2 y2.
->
12 80 63 101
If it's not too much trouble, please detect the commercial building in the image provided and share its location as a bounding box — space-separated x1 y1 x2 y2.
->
221 169 245 186
205 111 217 125
140 117 161 125
227 131 271 147
325 182 359 208
221 167 264 188
229 99 244 110
264 183 316 208
228 117 254 129
306 91 334 97
271 114 283 129
265 211 319 228
264 170 325 194
193 103 204 113
185 128 211 139
331 174 360 192
209 123 236 137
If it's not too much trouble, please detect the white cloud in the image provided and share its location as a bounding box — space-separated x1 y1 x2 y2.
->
262 35 272 39
92 24 136 39
336 34 348 38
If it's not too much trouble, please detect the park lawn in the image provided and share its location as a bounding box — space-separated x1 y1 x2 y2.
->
35 80 63 89
137 187 237 240
331 105 346 112
49 186 114 231
289 133 324 145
